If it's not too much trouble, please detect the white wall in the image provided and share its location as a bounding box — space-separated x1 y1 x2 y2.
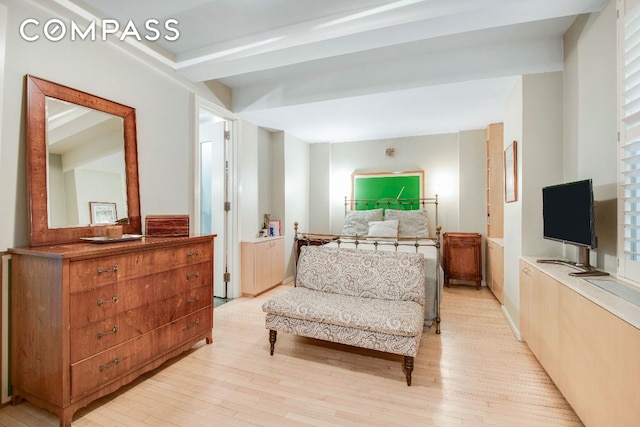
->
283 133 310 278
563 0 617 272
503 78 524 331
237 121 260 241
0 0 226 250
458 129 488 234
322 134 461 236
309 142 332 233
257 127 273 229
502 72 564 332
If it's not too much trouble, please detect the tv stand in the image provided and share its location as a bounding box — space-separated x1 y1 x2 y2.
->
537 246 608 277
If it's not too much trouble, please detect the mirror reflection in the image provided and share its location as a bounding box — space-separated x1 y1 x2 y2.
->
46 98 128 227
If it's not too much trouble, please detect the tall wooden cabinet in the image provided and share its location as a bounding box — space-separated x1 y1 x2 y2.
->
241 236 285 296
486 123 504 238
442 232 482 289
486 238 504 303
9 235 215 427
486 123 504 302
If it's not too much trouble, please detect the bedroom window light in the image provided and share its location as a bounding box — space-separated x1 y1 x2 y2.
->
619 0 640 283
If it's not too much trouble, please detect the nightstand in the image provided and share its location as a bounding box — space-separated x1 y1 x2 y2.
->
442 232 482 289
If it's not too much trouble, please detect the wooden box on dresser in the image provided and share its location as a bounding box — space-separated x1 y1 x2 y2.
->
9 234 216 427
241 236 285 296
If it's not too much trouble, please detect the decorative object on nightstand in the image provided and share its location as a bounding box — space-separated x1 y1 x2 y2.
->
442 232 482 289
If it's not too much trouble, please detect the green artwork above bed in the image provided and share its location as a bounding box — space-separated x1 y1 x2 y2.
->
352 171 424 210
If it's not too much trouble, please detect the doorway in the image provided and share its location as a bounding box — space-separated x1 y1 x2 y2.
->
196 101 236 300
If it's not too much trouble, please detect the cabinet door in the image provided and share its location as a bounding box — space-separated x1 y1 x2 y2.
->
519 261 534 347
520 263 540 358
486 241 494 291
538 272 561 385
447 236 480 278
254 242 273 291
492 243 504 303
270 238 285 285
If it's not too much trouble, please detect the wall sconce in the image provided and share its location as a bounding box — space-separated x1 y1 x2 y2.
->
385 148 395 158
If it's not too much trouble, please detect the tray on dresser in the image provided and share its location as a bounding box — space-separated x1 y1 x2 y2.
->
80 234 144 243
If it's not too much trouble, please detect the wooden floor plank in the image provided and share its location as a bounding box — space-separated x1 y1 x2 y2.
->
0 284 583 426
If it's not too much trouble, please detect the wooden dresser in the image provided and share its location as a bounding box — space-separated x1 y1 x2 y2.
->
9 235 215 427
442 232 482 289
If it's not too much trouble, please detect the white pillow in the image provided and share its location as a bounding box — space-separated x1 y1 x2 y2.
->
367 219 398 240
384 209 428 238
342 209 383 236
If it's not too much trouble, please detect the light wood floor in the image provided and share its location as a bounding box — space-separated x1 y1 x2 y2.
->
0 284 582 426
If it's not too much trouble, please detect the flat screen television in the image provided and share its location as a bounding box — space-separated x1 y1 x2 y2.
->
542 179 595 249
540 179 607 276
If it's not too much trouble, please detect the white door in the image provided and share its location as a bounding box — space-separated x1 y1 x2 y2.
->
198 108 230 298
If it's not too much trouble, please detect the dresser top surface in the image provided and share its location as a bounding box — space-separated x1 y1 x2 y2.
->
9 234 216 259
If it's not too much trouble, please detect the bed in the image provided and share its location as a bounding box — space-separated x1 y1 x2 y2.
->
294 196 443 333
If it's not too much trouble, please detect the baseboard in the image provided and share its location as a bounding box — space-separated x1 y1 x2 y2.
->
282 276 294 285
501 304 523 341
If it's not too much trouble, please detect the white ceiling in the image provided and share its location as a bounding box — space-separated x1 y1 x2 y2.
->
68 0 609 143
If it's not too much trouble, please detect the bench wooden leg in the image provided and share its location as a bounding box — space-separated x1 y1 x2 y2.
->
269 330 277 355
403 356 414 386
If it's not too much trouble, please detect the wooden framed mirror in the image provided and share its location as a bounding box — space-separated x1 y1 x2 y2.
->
25 75 141 246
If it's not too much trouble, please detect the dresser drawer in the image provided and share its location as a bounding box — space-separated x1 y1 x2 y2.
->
117 262 212 312
69 262 212 327
69 241 213 293
70 285 212 362
69 284 119 327
70 307 212 400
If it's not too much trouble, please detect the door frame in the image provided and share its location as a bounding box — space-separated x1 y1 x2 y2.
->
193 96 240 299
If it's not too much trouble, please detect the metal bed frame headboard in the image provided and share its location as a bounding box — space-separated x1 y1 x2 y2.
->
344 195 439 236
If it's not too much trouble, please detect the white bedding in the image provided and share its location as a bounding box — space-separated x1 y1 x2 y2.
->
321 239 443 330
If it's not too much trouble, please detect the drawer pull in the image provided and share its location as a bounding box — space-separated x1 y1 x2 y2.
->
97 265 118 275
187 295 200 304
97 325 119 339
186 250 200 258
99 357 120 372
186 271 200 281
187 318 201 329
97 295 119 307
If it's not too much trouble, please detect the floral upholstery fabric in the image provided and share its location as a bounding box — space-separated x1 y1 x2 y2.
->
262 287 424 337
384 209 429 238
341 208 383 236
295 246 425 305
263 245 426 359
265 314 421 357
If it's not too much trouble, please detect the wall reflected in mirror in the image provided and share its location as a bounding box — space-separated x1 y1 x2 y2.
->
46 97 128 227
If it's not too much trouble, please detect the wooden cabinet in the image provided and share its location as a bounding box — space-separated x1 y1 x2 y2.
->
442 232 482 289
486 238 504 303
9 235 215 427
520 259 640 426
486 123 504 237
241 236 285 296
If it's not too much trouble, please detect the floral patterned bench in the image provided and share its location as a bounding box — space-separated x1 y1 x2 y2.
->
262 245 426 385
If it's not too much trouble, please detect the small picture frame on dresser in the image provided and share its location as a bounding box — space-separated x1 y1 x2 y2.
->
269 220 281 237
89 202 117 224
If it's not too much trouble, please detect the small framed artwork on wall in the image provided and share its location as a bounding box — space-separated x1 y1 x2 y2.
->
504 141 517 203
